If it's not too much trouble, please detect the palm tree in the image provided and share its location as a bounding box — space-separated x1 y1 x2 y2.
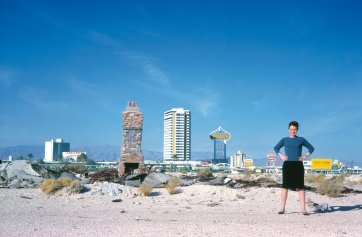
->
77 153 88 163
27 153 34 162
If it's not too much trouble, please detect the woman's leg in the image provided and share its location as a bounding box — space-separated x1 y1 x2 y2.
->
298 189 307 213
280 188 288 211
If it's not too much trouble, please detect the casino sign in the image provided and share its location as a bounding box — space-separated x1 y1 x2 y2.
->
210 126 231 141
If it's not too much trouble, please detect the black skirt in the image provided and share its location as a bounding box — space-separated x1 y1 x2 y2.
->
282 161 305 190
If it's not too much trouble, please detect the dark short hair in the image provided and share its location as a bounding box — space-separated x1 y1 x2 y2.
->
288 121 299 129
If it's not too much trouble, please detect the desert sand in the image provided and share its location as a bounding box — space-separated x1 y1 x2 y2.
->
1 182 361 237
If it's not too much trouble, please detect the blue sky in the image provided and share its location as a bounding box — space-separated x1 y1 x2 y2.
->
1 0 362 162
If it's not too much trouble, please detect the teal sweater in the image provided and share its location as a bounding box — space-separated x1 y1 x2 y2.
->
274 136 314 161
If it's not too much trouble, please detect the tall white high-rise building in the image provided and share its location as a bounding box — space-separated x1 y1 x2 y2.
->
163 108 191 161
44 138 70 162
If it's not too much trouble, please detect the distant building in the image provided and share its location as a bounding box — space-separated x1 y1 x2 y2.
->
44 138 70 162
229 150 246 168
62 152 87 162
210 126 230 164
163 108 191 161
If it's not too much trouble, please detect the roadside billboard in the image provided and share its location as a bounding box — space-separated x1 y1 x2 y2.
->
311 158 332 170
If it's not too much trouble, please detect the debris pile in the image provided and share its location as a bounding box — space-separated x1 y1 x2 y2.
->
0 160 47 188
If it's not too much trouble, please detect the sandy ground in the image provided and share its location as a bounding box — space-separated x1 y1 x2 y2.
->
0 183 361 237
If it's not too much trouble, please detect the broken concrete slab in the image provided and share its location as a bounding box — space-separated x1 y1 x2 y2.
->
126 173 147 181
125 179 141 187
0 161 45 188
8 160 41 177
60 172 78 180
179 179 196 186
208 177 224 186
142 173 170 188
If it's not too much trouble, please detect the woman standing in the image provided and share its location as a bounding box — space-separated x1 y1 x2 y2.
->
274 121 314 215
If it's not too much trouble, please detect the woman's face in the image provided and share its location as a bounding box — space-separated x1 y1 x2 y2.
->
288 125 298 137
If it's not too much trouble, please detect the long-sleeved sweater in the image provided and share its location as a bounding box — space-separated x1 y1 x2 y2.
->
274 136 314 161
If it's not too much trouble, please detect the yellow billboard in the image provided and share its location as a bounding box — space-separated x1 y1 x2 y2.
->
311 158 332 170
244 159 253 167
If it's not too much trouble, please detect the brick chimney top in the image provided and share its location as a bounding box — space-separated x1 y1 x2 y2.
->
126 101 140 112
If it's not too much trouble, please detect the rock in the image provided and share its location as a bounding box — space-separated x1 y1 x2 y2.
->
112 199 122 202
227 180 237 188
224 177 232 184
31 164 60 179
207 202 220 207
8 179 23 189
8 178 38 189
307 198 330 212
80 178 90 185
234 183 245 189
126 173 147 181
142 173 170 188
0 160 46 188
236 194 246 199
90 190 104 196
100 182 123 196
209 177 224 186
6 160 41 178
179 179 196 186
60 172 78 180
125 179 141 187
3 160 41 181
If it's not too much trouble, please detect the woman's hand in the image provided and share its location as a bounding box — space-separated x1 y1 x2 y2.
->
279 154 288 161
298 155 307 161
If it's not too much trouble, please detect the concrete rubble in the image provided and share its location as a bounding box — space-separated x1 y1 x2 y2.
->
101 181 123 196
0 160 45 188
124 173 147 187
142 173 170 188
90 181 123 196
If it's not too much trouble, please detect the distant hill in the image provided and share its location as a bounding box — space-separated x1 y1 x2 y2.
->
0 145 43 160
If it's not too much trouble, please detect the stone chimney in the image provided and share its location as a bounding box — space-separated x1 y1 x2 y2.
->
119 101 144 175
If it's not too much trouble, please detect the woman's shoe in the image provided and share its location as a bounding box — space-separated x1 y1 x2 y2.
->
278 211 285 214
302 212 309 216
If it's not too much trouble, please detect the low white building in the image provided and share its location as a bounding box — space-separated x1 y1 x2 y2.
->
62 152 87 161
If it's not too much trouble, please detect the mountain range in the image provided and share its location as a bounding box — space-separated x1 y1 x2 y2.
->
0 144 215 163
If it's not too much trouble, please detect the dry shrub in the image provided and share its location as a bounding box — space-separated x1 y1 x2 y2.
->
197 168 213 177
317 179 343 197
305 173 325 183
68 180 82 194
197 168 213 181
166 176 180 194
243 169 253 179
61 164 87 174
39 179 62 195
59 177 72 186
264 173 275 182
180 170 188 175
334 174 346 183
139 183 152 196
39 178 82 195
